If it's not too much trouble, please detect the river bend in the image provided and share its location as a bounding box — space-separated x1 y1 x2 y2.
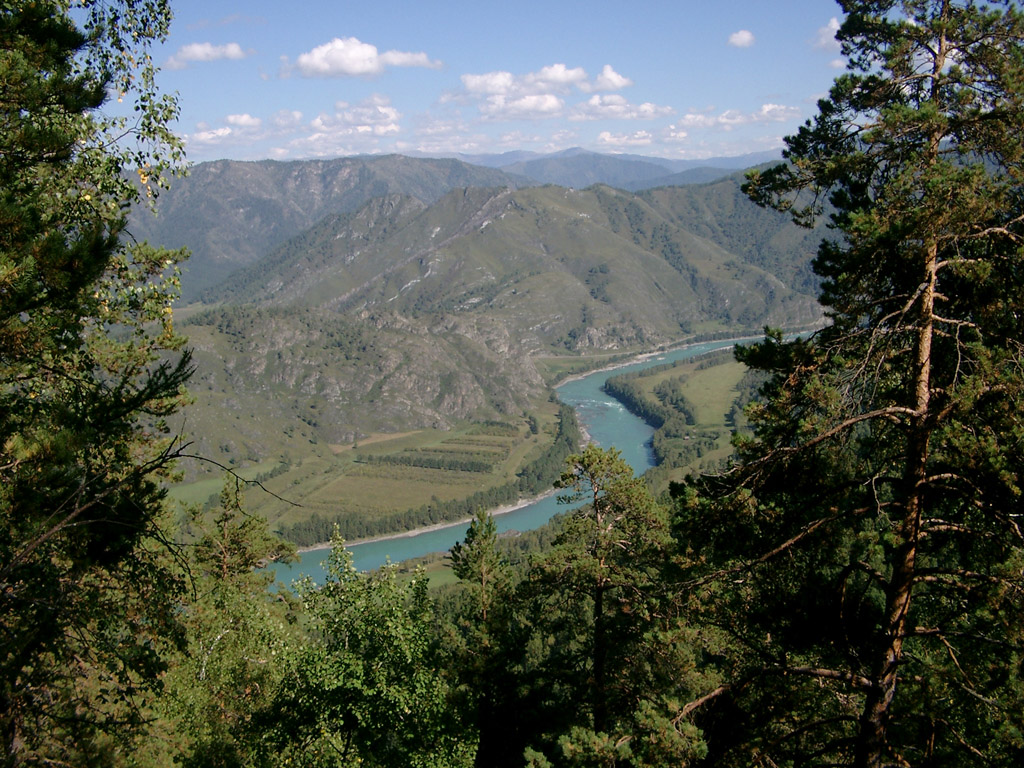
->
271 339 744 582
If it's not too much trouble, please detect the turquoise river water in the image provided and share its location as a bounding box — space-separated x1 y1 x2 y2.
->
269 338 748 583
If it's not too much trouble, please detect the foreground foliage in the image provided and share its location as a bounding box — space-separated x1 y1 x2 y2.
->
6 2 1024 768
0 1 189 765
680 1 1024 766
261 542 474 768
155 486 297 768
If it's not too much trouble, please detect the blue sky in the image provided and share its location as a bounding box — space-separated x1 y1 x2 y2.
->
150 0 848 163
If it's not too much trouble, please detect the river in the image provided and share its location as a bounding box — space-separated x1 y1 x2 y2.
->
269 338 747 583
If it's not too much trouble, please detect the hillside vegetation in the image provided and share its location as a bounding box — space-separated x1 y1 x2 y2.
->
168 168 823 537
128 155 534 299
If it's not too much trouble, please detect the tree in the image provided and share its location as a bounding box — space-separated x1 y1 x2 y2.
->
679 2 1024 766
450 508 507 625
262 537 475 768
447 509 516 768
0 2 189 764
551 446 670 737
191 481 297 584
156 482 298 768
519 446 704 767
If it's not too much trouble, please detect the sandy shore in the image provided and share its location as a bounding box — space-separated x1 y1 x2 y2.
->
296 488 561 554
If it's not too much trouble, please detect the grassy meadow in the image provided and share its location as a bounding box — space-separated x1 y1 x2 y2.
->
170 396 569 540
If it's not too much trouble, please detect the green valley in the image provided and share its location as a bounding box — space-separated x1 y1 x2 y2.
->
10 2 1024 766
161 166 825 542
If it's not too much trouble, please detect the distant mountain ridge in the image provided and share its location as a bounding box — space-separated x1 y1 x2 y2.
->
442 146 781 173
176 174 822 456
129 154 534 300
456 147 782 189
133 150 784 300
217 181 821 340
499 153 675 189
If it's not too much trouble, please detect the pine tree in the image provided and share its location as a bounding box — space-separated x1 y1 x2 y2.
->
521 446 704 767
451 508 507 624
447 509 515 768
679 2 1024 766
155 482 297 768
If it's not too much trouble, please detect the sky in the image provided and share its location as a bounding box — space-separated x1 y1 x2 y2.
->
147 0 849 164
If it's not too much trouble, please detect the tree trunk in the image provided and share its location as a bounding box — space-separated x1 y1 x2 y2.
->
593 582 608 734
856 232 937 767
855 490 923 768
856 12 949 759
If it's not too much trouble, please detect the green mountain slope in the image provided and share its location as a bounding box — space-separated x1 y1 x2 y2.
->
129 155 532 300
169 163 824 532
638 171 823 294
218 183 822 349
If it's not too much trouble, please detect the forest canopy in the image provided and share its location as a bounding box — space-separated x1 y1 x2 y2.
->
3 2 1024 767
0 0 191 763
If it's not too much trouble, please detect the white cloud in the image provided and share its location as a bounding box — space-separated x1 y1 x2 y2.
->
294 37 441 77
462 64 586 98
167 42 251 69
312 94 402 135
188 110 299 152
459 63 639 121
226 113 262 129
185 96 406 160
754 103 801 122
527 63 588 90
588 64 633 92
189 126 233 145
717 110 750 128
480 93 564 120
570 94 673 121
677 113 718 129
270 110 304 131
597 130 654 148
677 103 800 131
549 129 578 145
815 17 841 50
495 130 546 148
728 29 755 48
462 71 518 95
379 50 438 68
665 124 689 142
412 115 469 138
403 122 494 155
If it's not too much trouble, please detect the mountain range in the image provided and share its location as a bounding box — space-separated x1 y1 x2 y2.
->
129 155 534 300
447 146 781 173
146 150 822 520
130 149 782 301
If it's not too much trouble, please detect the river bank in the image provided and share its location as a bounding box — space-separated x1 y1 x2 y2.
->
296 488 561 554
553 333 763 386
296 335 764 556
275 333 787 576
